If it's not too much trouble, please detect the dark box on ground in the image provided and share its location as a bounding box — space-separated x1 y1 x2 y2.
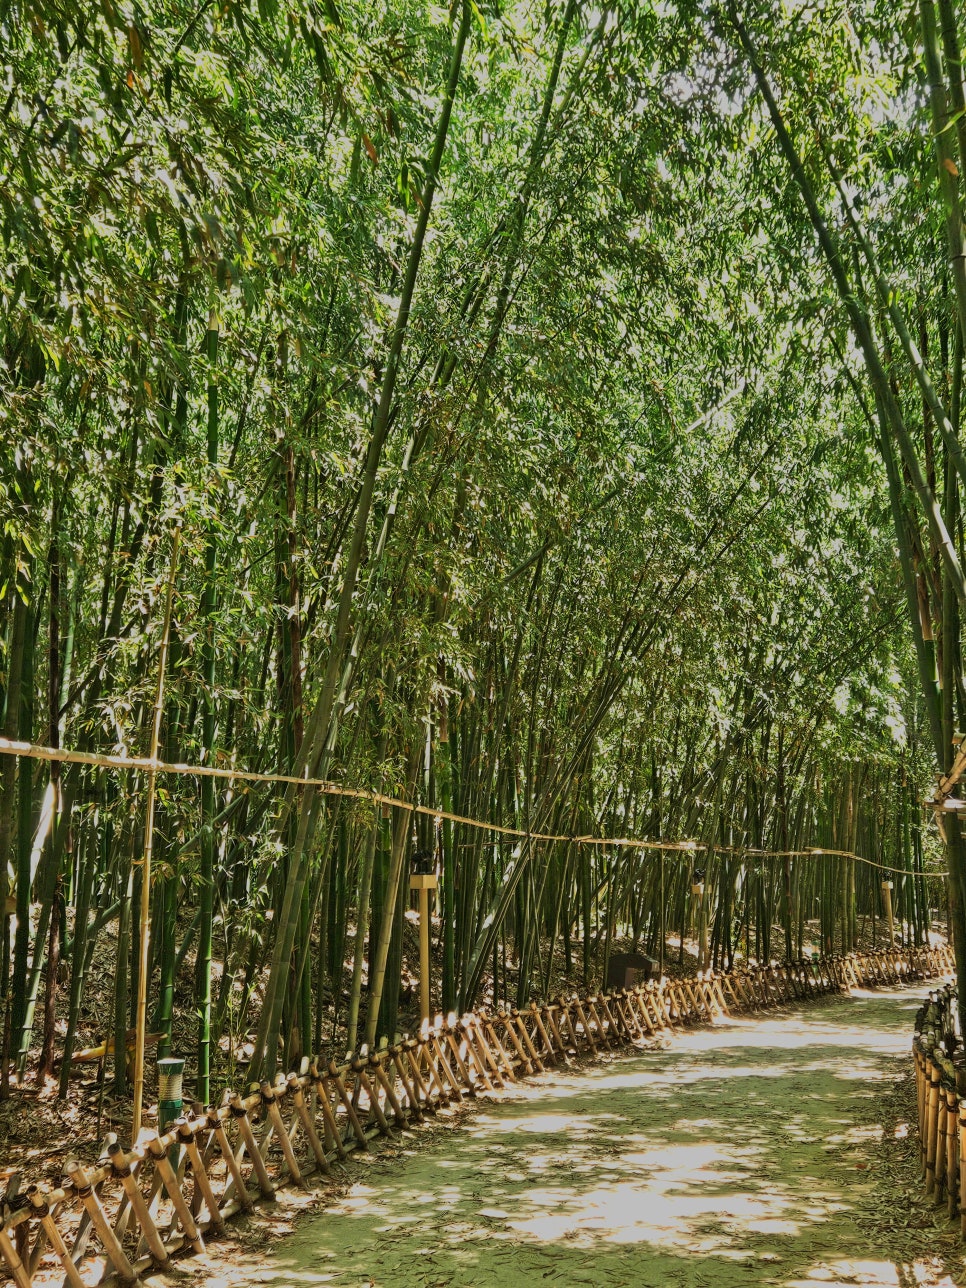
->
606 952 657 990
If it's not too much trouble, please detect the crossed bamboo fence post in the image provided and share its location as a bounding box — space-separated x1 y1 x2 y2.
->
0 943 952 1287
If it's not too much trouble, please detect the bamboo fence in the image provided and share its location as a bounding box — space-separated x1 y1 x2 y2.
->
911 973 966 1235
0 944 950 1288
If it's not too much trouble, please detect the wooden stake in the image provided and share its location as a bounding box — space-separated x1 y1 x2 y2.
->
106 1142 171 1266
229 1095 276 1197
144 1141 205 1254
133 525 181 1141
65 1160 142 1283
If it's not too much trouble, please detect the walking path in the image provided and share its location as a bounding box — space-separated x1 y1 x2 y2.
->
183 985 963 1288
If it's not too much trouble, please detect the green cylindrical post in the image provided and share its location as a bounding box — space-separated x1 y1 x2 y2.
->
158 1056 185 1166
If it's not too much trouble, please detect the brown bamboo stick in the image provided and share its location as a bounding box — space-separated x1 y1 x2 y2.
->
443 1024 476 1090
389 1045 425 1117
105 1142 171 1267
512 1009 544 1072
946 1089 958 1218
328 1060 371 1146
26 1188 86 1288
176 1121 228 1228
543 1005 572 1060
351 1058 395 1135
285 1075 333 1174
229 1095 276 1198
370 1053 410 1124
403 1041 437 1111
310 1064 350 1156
483 1018 518 1079
144 1141 206 1255
497 1011 533 1074
208 1107 255 1211
0 1226 33 1288
65 1160 142 1283
926 1063 942 1195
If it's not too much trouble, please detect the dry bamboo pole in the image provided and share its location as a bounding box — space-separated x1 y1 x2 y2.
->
710 975 730 1015
351 1057 396 1135
286 1074 333 1174
133 526 181 1141
678 980 699 1021
617 990 645 1039
572 998 597 1053
65 1160 142 1283
512 1009 545 1071
603 994 624 1040
25 1188 86 1288
926 1063 943 1195
208 1107 255 1210
389 1045 425 1118
916 1049 927 1174
435 1031 465 1100
328 1060 370 1146
470 1022 503 1088
960 1101 966 1238
309 1064 351 1154
528 1003 557 1060
427 1027 461 1099
403 1040 436 1110
417 1035 451 1103
105 1142 170 1267
586 998 613 1047
630 987 657 1035
947 1089 959 1218
497 1011 533 1073
619 990 643 1036
0 1227 32 1288
145 1139 206 1254
938 1090 950 1205
483 1018 518 1078
557 998 583 1051
228 1096 276 1197
175 1121 228 1229
650 982 674 1029
443 1025 476 1090
370 1052 409 1124
457 1025 495 1091
543 1004 572 1060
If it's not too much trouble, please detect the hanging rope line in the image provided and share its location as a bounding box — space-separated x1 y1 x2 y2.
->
0 736 936 877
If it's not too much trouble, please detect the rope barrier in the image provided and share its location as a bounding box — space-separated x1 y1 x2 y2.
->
0 736 938 876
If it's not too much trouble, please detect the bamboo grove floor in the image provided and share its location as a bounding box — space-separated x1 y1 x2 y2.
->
154 984 964 1288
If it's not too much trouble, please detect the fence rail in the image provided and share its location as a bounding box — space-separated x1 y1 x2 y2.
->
912 973 966 1235
1 944 952 1288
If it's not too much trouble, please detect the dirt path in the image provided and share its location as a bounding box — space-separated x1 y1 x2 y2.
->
173 986 965 1288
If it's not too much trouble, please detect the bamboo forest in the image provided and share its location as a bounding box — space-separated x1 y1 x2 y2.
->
4 0 966 1283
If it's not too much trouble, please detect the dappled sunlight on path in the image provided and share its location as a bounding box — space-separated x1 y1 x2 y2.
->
216 987 960 1288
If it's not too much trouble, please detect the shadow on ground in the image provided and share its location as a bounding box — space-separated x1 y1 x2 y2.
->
200 987 960 1288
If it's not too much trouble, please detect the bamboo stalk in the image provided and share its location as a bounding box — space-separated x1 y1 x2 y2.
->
946 1089 959 1218
310 1064 350 1156
926 1063 943 1195
327 1061 370 1147
26 1188 86 1288
106 1141 171 1266
133 526 181 1140
389 1045 425 1118
369 1053 409 1125
229 1096 276 1198
176 1121 227 1229
65 1160 141 1283
260 1082 306 1189
145 1140 205 1254
208 1106 255 1211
